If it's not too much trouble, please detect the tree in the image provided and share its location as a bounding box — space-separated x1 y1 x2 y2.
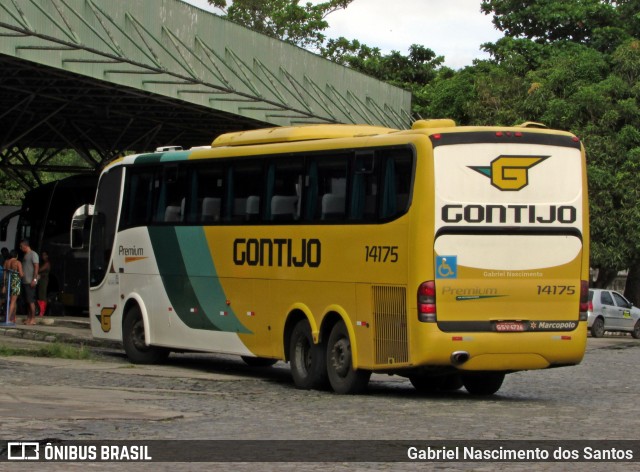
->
322 39 443 114
480 0 623 47
208 0 354 50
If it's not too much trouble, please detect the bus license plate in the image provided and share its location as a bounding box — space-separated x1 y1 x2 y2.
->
495 321 526 332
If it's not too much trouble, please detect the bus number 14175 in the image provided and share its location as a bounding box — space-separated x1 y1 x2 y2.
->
365 245 399 263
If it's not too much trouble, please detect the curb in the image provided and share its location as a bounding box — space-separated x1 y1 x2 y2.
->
0 321 121 349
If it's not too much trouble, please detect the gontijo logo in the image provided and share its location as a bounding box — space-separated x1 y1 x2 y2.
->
470 155 549 191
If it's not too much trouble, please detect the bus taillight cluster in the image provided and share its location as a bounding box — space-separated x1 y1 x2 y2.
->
418 280 437 322
579 280 589 321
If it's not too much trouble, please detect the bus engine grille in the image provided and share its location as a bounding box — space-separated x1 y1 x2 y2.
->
372 285 409 365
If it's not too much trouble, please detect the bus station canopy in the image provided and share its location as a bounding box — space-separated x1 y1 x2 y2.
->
0 0 411 186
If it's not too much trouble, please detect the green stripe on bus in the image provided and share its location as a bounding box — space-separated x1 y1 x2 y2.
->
148 226 251 334
135 151 191 164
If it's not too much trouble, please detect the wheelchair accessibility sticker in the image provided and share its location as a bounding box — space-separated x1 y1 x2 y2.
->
436 256 458 279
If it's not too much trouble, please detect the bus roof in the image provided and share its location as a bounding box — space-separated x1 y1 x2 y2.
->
211 124 399 147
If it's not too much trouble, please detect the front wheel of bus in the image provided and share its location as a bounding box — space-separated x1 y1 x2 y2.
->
123 307 169 364
289 319 327 389
462 372 505 396
326 321 371 394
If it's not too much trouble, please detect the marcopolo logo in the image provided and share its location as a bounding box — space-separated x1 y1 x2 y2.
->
470 155 549 191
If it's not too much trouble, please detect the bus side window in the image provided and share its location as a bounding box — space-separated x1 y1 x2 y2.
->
379 149 413 220
122 167 155 228
351 152 378 221
307 155 349 221
153 166 188 224
266 158 303 222
228 160 264 223
190 164 225 224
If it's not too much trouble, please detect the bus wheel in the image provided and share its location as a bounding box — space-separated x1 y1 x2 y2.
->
632 321 640 339
591 317 605 338
441 374 464 391
123 306 169 364
326 321 370 394
289 319 327 389
241 356 278 367
462 372 505 396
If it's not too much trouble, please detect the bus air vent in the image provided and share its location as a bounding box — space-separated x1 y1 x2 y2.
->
372 285 409 365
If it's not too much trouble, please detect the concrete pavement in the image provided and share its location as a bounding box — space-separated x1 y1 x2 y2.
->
0 315 116 348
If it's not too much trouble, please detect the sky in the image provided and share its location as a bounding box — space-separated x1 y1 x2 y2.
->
181 0 503 69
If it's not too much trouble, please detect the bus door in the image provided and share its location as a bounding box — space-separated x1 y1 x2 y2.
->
432 134 585 332
88 167 124 339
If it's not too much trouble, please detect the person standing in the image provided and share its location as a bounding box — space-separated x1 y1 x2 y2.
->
20 240 39 325
3 250 23 324
37 250 51 316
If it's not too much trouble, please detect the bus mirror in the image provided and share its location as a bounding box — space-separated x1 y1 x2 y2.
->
70 204 94 249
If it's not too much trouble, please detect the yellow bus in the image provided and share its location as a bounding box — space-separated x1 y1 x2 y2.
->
71 119 589 395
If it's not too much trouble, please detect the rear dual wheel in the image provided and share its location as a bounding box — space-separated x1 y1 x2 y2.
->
289 318 370 394
289 319 328 389
326 321 370 394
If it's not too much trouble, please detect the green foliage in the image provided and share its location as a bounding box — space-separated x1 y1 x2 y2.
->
208 0 354 49
321 40 443 101
0 148 92 205
480 0 622 47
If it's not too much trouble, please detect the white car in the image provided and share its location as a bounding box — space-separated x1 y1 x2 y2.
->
588 289 640 338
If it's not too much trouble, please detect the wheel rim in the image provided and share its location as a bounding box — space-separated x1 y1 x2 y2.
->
132 319 147 351
594 319 604 336
330 337 350 378
294 336 311 373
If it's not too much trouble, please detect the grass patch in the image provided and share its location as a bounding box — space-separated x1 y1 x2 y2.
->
0 342 93 359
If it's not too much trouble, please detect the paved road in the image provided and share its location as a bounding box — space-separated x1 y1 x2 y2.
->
0 327 638 471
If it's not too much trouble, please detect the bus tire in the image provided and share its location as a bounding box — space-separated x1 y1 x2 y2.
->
241 356 278 367
462 372 505 396
123 306 169 365
591 317 605 338
289 319 327 390
632 321 640 339
326 320 370 394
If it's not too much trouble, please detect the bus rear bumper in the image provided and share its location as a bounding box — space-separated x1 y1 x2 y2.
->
409 323 588 372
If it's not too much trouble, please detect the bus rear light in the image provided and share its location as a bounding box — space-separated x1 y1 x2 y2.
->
418 280 437 322
579 280 589 321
